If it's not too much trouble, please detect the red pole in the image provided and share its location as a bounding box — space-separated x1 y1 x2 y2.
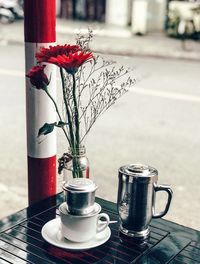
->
24 0 57 205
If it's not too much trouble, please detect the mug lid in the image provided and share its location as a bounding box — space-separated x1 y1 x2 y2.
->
119 164 158 181
63 178 97 192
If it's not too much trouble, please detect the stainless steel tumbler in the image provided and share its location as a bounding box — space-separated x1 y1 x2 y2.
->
117 164 173 239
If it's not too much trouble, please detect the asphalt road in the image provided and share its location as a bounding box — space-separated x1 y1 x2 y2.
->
0 43 199 230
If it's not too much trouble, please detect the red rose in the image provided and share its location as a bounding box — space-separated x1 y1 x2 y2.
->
48 51 94 74
26 65 49 89
36 45 81 63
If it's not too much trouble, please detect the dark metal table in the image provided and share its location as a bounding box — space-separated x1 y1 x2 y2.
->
0 193 199 263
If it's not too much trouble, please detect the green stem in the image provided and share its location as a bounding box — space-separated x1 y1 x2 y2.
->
71 73 82 178
60 68 74 150
43 87 70 145
72 73 80 152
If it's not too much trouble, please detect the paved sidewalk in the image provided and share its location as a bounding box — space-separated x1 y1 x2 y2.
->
0 19 200 60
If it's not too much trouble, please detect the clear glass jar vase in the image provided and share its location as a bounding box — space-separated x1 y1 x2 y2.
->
61 145 90 182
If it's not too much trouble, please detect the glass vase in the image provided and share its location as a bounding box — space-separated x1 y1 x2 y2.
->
62 145 90 182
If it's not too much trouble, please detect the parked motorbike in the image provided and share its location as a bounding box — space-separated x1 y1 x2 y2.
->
167 1 200 40
0 0 23 24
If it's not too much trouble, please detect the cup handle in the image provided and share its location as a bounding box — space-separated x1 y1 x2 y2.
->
97 213 110 233
153 184 173 219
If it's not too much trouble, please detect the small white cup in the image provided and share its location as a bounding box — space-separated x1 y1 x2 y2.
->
59 202 110 242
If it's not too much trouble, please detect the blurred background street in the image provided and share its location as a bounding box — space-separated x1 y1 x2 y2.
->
0 0 200 230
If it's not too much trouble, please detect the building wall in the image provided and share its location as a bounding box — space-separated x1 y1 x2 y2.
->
105 0 132 26
149 0 167 31
106 0 167 33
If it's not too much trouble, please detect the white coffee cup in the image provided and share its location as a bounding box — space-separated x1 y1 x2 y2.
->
59 202 110 242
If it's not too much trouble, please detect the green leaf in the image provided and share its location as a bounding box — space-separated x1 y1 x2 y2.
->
57 121 67 127
38 122 57 137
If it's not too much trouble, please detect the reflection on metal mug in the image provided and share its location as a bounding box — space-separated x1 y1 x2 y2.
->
117 164 173 240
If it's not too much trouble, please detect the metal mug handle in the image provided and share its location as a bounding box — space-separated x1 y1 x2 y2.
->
153 184 173 219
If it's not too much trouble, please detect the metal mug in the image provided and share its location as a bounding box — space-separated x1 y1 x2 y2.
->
117 164 173 239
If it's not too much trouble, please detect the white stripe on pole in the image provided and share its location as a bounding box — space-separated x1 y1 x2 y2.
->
25 43 57 158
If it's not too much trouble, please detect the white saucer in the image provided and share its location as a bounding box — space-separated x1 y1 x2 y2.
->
41 218 111 250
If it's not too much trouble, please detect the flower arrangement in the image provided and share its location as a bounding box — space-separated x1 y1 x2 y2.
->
26 31 135 178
